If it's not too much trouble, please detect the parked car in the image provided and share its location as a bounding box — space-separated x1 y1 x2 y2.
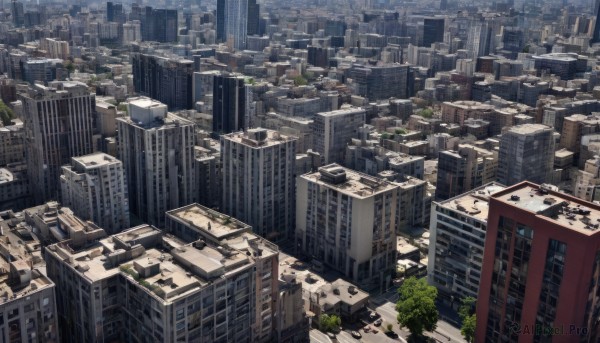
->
363 326 370 333
385 330 399 338
351 331 362 339
369 311 379 319
326 332 337 340
374 318 382 326
370 326 378 334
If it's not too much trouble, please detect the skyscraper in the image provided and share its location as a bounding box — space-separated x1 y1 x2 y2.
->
61 153 130 234
467 20 492 58
117 98 196 227
132 53 194 111
221 128 296 242
217 0 260 49
140 6 178 43
422 17 445 47
20 82 95 203
477 182 600 343
212 73 247 134
10 0 23 27
593 0 600 44
497 124 555 186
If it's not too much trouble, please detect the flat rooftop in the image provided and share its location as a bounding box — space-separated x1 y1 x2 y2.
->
166 204 250 241
492 182 600 236
438 182 506 222
302 164 398 199
73 152 119 169
222 128 296 148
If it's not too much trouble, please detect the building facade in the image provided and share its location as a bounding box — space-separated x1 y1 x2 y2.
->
313 107 366 164
60 153 130 234
20 82 95 203
296 164 398 288
117 98 196 227
221 128 296 242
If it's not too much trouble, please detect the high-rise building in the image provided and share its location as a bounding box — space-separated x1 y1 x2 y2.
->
346 64 410 101
106 1 123 22
221 128 296 242
422 17 445 47
476 182 600 343
436 144 498 200
212 73 247 134
46 221 279 343
60 153 130 234
313 107 366 164
296 164 398 288
466 20 492 58
497 124 555 186
10 0 24 27
140 6 178 43
20 82 95 203
593 0 600 44
132 53 194 111
117 97 196 227
428 182 505 305
217 0 260 49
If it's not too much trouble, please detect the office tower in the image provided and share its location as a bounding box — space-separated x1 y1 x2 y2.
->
131 53 194 111
22 59 62 85
296 164 398 288
216 0 225 42
221 128 296 242
476 182 600 343
436 144 498 200
313 107 366 164
532 53 586 80
499 26 524 57
60 153 130 234
106 2 123 22
422 17 445 47
47 215 280 342
0 229 59 342
10 0 23 27
217 0 260 49
117 98 196 228
325 19 347 37
497 124 555 186
428 183 505 305
212 73 247 134
195 138 222 210
20 82 95 203
467 20 492 58
593 0 600 44
346 64 409 101
140 6 178 43
247 0 259 36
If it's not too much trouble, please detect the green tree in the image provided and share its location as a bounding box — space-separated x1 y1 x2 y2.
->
318 314 341 332
0 100 15 126
293 75 308 86
396 277 438 338
459 297 476 343
461 314 476 343
417 108 434 119
395 128 407 135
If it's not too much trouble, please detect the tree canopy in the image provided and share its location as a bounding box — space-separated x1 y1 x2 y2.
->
0 100 15 126
396 277 438 337
318 314 341 333
459 296 476 343
417 108 434 119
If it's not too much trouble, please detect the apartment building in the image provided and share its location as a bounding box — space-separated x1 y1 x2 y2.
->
60 153 130 234
296 164 398 288
313 107 366 164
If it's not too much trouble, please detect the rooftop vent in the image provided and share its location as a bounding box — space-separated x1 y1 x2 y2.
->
510 195 520 201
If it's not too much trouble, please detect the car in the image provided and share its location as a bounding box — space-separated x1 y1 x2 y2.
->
385 330 399 338
374 318 382 326
370 326 378 334
351 331 362 339
369 311 379 319
363 326 370 333
326 332 336 339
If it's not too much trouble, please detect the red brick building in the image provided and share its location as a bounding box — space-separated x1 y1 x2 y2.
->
476 182 600 343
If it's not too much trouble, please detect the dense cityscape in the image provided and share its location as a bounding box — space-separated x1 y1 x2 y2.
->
0 0 599 342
